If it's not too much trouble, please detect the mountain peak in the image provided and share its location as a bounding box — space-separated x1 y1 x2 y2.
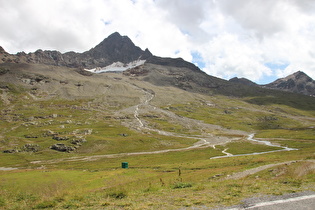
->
104 32 130 42
280 71 313 84
86 32 150 65
292 70 310 80
265 71 315 96
108 31 122 37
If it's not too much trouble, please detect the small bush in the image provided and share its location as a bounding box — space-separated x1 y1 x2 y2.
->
33 200 56 209
62 201 81 209
101 202 110 206
226 183 241 188
0 67 9 75
15 193 38 202
281 179 302 187
107 190 127 199
53 196 65 202
0 197 5 207
171 182 193 189
193 185 206 191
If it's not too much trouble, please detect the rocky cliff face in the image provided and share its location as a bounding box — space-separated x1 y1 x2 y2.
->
0 32 152 68
84 32 152 65
0 32 198 72
264 71 315 96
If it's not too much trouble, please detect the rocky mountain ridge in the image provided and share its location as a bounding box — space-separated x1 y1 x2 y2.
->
0 32 151 69
229 77 258 86
264 71 315 97
0 32 199 72
1 32 314 96
229 72 315 97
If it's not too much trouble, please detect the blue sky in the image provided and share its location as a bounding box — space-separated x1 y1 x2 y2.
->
261 62 290 84
191 51 205 69
1 0 315 84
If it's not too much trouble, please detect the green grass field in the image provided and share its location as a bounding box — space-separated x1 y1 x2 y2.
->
0 81 314 209
1 147 314 209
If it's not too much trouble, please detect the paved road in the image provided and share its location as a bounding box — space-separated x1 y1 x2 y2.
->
225 192 315 210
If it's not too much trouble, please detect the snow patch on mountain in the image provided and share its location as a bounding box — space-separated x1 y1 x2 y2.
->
84 60 146 73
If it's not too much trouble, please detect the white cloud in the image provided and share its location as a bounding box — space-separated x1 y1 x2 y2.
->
196 0 315 82
0 0 315 82
200 33 271 81
0 0 107 52
217 0 288 38
100 0 193 60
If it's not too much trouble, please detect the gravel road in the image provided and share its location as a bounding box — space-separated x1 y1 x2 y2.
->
221 191 315 210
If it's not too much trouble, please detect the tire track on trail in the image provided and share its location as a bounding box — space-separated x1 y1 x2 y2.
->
225 160 315 180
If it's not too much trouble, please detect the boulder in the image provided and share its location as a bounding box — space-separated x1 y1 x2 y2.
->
52 135 69 141
20 144 40 152
3 149 19 153
50 143 76 152
24 134 38 138
70 137 87 145
42 130 56 137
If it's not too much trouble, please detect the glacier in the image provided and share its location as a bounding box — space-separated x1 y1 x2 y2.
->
84 60 146 74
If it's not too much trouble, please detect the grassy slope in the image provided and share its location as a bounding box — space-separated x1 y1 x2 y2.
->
0 64 314 209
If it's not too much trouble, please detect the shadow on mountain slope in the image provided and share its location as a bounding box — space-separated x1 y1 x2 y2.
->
128 63 315 111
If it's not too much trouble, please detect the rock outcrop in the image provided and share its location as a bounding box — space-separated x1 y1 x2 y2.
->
50 143 76 152
264 71 315 96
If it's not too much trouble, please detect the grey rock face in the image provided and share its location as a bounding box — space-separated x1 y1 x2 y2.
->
265 71 315 96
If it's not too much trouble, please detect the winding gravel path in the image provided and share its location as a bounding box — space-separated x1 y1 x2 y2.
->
225 161 298 180
225 160 315 180
0 167 18 171
211 134 298 159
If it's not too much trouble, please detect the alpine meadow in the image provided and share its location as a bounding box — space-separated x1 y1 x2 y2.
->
0 32 315 209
